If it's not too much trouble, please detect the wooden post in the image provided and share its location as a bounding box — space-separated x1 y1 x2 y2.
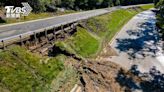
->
61 25 65 38
25 40 30 49
78 21 80 25
72 23 74 29
67 23 70 29
53 28 56 41
66 23 70 35
20 35 24 46
72 23 75 30
61 25 64 31
34 32 38 46
2 40 5 50
45 30 48 42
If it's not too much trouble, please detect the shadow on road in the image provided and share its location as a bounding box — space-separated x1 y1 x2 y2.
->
116 65 164 92
115 17 162 60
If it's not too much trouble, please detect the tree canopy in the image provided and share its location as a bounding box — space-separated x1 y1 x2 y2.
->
0 0 154 12
155 0 164 39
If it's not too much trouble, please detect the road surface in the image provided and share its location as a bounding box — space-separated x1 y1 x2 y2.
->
109 9 164 73
0 4 151 42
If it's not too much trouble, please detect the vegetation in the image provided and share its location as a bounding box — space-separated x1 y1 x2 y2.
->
155 0 164 39
154 0 160 6
51 66 78 92
0 0 153 12
55 5 153 57
140 4 154 9
55 27 100 57
0 3 154 92
0 0 153 24
0 46 65 92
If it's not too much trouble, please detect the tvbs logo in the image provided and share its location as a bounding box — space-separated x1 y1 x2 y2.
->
5 2 32 18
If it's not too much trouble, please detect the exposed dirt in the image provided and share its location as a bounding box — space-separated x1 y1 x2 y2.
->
75 60 125 92
96 45 117 60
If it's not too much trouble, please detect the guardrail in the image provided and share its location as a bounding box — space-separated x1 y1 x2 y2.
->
0 4 152 48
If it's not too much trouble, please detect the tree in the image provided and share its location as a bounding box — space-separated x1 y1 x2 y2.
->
156 0 164 19
120 0 128 5
74 0 88 10
27 0 46 12
87 0 103 9
101 0 113 7
155 0 164 39
154 0 160 5
113 0 120 6
0 0 155 12
60 0 75 9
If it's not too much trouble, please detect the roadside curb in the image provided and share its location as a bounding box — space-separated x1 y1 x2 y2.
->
109 10 141 45
109 8 153 46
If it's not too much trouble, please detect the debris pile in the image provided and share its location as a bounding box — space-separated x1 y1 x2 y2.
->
77 60 124 92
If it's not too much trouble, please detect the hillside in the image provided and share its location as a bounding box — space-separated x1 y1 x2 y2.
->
54 5 153 58
0 5 154 92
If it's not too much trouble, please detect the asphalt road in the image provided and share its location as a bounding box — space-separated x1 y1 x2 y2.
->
0 4 150 42
109 10 164 73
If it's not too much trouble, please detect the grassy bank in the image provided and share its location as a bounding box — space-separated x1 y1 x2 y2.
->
140 4 154 10
0 46 70 92
0 4 153 92
55 4 153 58
55 27 100 57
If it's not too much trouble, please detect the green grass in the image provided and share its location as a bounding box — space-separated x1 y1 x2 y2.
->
87 5 153 42
70 27 99 57
0 5 154 92
55 41 77 55
55 27 100 57
0 46 64 92
140 4 154 10
106 8 140 41
55 5 153 58
51 67 78 92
